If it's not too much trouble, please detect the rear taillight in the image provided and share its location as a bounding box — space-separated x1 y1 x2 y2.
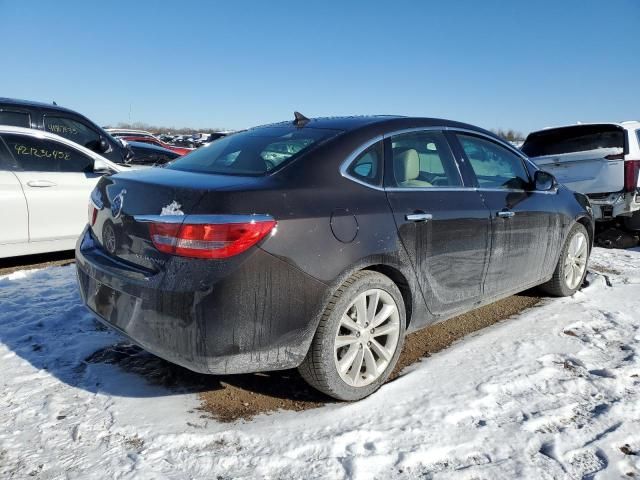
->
149 217 276 259
88 203 98 226
624 160 640 192
88 189 103 226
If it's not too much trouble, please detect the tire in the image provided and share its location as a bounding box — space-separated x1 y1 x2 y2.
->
539 223 590 297
298 271 406 401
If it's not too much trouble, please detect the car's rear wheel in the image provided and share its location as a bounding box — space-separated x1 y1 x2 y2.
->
540 223 590 297
298 271 406 401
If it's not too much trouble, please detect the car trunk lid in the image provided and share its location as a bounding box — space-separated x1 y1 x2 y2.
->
90 168 262 271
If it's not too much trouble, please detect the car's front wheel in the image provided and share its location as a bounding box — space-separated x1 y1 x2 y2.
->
540 223 590 297
298 271 406 401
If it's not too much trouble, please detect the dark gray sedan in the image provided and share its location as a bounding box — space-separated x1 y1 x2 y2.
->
76 114 593 400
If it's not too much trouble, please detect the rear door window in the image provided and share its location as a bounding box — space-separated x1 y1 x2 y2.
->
0 110 30 127
522 125 625 157
388 130 462 188
43 116 102 150
457 134 530 190
2 134 94 172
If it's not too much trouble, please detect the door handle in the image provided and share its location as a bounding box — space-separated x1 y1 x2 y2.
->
26 180 57 188
405 212 433 222
497 210 515 218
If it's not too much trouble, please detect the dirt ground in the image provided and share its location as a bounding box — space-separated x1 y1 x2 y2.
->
198 291 543 422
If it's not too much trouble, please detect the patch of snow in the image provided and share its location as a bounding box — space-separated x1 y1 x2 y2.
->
0 248 639 479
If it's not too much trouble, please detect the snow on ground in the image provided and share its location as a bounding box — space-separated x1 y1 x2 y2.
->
1 248 639 479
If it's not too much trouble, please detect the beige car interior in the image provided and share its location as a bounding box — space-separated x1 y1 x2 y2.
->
393 148 433 187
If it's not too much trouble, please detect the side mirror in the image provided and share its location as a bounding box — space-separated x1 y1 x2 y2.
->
534 170 557 191
93 158 113 175
97 137 110 153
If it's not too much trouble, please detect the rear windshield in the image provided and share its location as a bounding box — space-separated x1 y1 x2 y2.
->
521 125 625 157
167 126 342 176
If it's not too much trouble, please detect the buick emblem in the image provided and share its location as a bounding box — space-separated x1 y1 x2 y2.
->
111 189 127 219
103 223 117 254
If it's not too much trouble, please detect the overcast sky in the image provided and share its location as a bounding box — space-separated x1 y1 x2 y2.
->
1 0 638 134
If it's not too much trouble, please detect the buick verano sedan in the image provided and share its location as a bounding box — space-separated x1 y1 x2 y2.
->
76 115 593 400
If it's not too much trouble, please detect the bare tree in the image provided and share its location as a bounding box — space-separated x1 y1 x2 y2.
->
491 128 525 142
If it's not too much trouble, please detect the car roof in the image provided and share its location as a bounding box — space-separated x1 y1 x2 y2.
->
256 115 498 136
530 122 640 135
0 97 80 115
620 121 640 129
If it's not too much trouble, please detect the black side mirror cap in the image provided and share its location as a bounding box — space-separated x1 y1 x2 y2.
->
534 170 557 191
97 137 110 153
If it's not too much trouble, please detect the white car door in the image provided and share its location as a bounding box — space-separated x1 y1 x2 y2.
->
0 141 29 245
2 133 102 242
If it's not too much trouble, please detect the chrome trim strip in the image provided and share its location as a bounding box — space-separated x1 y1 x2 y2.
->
381 126 444 139
134 214 275 224
339 134 385 191
385 186 474 192
443 127 529 161
476 187 527 193
385 186 555 194
338 125 539 192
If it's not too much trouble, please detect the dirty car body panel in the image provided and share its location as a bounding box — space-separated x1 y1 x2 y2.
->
76 116 593 375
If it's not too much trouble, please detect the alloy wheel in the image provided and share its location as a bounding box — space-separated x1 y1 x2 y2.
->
564 231 588 290
334 288 400 387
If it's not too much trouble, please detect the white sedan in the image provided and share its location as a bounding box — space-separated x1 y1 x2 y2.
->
0 125 127 258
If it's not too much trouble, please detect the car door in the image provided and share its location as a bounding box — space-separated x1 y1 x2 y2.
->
451 131 559 297
42 114 127 164
1 132 103 242
0 138 28 246
384 129 491 316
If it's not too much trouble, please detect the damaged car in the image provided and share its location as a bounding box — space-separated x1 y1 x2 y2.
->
76 114 593 400
521 122 640 230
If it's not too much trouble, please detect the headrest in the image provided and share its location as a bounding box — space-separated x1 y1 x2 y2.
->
394 148 420 183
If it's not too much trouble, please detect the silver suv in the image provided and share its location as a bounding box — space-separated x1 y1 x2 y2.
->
522 122 640 229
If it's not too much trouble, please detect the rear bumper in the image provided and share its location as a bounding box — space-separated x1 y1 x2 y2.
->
587 191 640 220
75 227 327 374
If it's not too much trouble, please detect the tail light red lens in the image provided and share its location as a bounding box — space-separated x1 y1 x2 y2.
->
624 160 640 192
149 219 276 259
